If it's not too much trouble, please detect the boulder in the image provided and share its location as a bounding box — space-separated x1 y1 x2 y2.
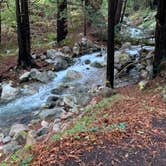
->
2 141 21 154
0 83 19 102
9 124 29 137
90 61 105 68
39 108 65 120
66 70 82 80
26 130 36 145
63 46 71 54
53 56 70 71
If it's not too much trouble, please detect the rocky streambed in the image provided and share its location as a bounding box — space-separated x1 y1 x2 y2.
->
0 38 154 155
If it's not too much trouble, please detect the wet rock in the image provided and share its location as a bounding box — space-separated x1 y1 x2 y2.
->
53 56 70 71
2 136 11 144
9 124 29 137
2 141 21 154
0 83 19 102
46 95 60 109
36 127 49 137
66 70 82 80
115 52 131 66
39 108 65 120
30 69 56 83
90 61 105 68
84 59 91 65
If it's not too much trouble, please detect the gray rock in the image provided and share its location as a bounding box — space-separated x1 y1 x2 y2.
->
84 59 91 65
40 55 47 60
53 123 60 132
39 108 65 120
19 72 30 82
0 83 19 102
3 141 21 154
73 43 80 56
14 131 27 145
47 49 57 59
99 87 116 98
26 130 36 145
90 61 105 68
2 136 11 144
36 127 49 137
9 124 29 137
53 56 69 71
140 69 148 79
63 46 71 54
66 70 82 80
41 120 49 128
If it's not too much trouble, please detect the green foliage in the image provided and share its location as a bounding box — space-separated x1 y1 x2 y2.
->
20 155 34 166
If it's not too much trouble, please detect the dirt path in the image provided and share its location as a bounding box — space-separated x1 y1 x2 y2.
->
28 76 166 166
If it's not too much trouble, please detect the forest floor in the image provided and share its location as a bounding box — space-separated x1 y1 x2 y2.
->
0 77 165 165
24 72 165 166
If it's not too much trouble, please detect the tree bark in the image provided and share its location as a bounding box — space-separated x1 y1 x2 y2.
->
57 0 68 43
106 0 117 88
16 0 34 68
154 0 166 75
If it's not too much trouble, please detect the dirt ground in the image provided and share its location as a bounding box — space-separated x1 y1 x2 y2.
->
28 75 166 166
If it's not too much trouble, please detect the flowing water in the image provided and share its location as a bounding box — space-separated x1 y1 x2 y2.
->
0 44 154 132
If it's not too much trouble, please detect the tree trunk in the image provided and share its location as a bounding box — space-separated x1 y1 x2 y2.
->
154 0 166 75
106 0 117 88
57 0 68 43
115 0 123 25
16 0 34 68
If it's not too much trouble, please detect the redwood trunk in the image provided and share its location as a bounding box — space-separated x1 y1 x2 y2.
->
57 0 68 43
16 0 33 68
107 0 117 88
154 0 166 75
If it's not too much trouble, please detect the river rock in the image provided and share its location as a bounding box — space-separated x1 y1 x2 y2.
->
2 141 21 154
63 46 71 54
47 49 57 59
19 72 31 82
2 136 11 144
84 59 91 65
53 56 70 71
73 43 80 56
99 87 116 97
39 108 65 120
0 83 19 102
36 127 49 137
121 42 131 50
90 61 106 68
140 69 148 79
9 124 29 137
26 130 36 145
41 120 49 128
66 70 82 80
30 69 56 83
53 123 60 132
14 131 27 145
115 52 131 66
